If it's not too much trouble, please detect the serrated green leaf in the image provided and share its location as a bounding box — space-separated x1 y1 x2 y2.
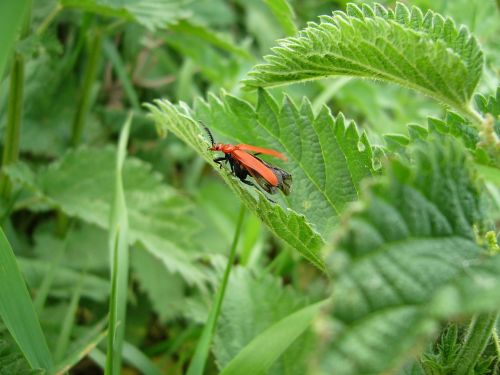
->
131 248 185 322
7 147 206 287
320 137 490 375
60 0 190 31
214 267 322 375
244 2 484 121
147 89 375 270
475 87 500 123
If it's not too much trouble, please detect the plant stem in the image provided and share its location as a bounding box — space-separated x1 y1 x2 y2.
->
186 204 245 375
0 56 23 198
35 3 62 36
462 105 485 126
452 312 498 375
71 28 102 147
0 4 31 199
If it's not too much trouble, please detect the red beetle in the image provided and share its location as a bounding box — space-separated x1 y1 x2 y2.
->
202 123 292 195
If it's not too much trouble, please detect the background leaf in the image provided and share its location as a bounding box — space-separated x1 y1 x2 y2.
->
320 137 493 375
244 2 484 121
60 0 191 31
7 147 206 287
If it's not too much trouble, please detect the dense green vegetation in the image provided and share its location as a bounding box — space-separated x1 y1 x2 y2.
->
0 0 499 374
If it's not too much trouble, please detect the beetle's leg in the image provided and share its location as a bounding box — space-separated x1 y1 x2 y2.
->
239 178 276 204
213 156 226 169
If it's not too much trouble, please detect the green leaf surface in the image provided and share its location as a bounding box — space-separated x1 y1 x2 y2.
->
131 248 186 322
214 267 319 375
147 89 375 270
33 224 109 272
321 137 491 375
244 2 484 120
60 0 190 31
430 254 500 318
7 147 205 286
0 228 53 370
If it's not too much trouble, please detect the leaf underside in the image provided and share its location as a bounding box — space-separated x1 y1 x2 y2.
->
244 2 483 112
320 137 496 375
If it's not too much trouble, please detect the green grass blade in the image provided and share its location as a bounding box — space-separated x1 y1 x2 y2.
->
53 318 107 375
105 113 132 375
219 299 329 375
0 0 30 80
54 272 85 362
122 341 162 375
186 205 245 375
0 226 53 370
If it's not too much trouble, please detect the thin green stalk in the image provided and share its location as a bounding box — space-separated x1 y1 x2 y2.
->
186 204 246 375
0 53 25 198
0 2 31 198
71 29 102 147
54 272 85 362
452 312 498 375
35 3 62 36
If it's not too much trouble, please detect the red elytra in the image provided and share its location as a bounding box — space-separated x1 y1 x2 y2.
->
202 124 292 195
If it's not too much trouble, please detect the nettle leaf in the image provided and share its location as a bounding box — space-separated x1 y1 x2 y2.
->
244 2 484 120
60 0 191 31
213 267 315 375
131 248 186 322
147 89 375 271
475 87 500 122
320 137 493 375
383 111 479 153
7 148 205 287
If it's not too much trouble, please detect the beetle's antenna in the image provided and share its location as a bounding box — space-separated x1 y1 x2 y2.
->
199 121 215 146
